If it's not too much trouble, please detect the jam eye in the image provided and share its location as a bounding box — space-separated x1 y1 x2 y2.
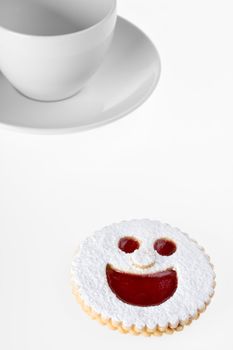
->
154 238 176 256
118 237 140 254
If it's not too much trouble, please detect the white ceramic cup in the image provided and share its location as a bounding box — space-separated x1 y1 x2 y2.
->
0 0 117 101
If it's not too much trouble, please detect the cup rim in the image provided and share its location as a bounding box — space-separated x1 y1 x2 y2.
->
0 0 116 39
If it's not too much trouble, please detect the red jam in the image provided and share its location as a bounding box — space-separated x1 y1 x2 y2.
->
118 237 140 254
154 239 177 256
106 265 178 307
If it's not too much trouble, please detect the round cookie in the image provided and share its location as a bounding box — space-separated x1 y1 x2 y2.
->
71 219 215 336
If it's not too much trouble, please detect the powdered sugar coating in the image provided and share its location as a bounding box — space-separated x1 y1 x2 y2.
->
71 219 215 329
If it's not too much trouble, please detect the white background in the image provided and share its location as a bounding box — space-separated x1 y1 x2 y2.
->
0 0 232 349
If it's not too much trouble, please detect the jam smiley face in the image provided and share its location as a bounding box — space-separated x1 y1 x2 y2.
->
71 219 215 333
106 237 178 307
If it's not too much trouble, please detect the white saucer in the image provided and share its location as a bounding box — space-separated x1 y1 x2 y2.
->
0 17 161 134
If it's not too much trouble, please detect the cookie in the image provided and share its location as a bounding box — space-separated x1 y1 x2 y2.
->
71 219 215 336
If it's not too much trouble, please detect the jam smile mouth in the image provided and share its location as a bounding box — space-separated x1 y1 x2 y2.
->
106 264 178 307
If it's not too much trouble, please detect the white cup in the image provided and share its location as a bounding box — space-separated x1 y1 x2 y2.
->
0 0 117 101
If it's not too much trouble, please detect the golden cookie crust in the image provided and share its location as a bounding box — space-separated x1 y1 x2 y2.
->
72 277 215 336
